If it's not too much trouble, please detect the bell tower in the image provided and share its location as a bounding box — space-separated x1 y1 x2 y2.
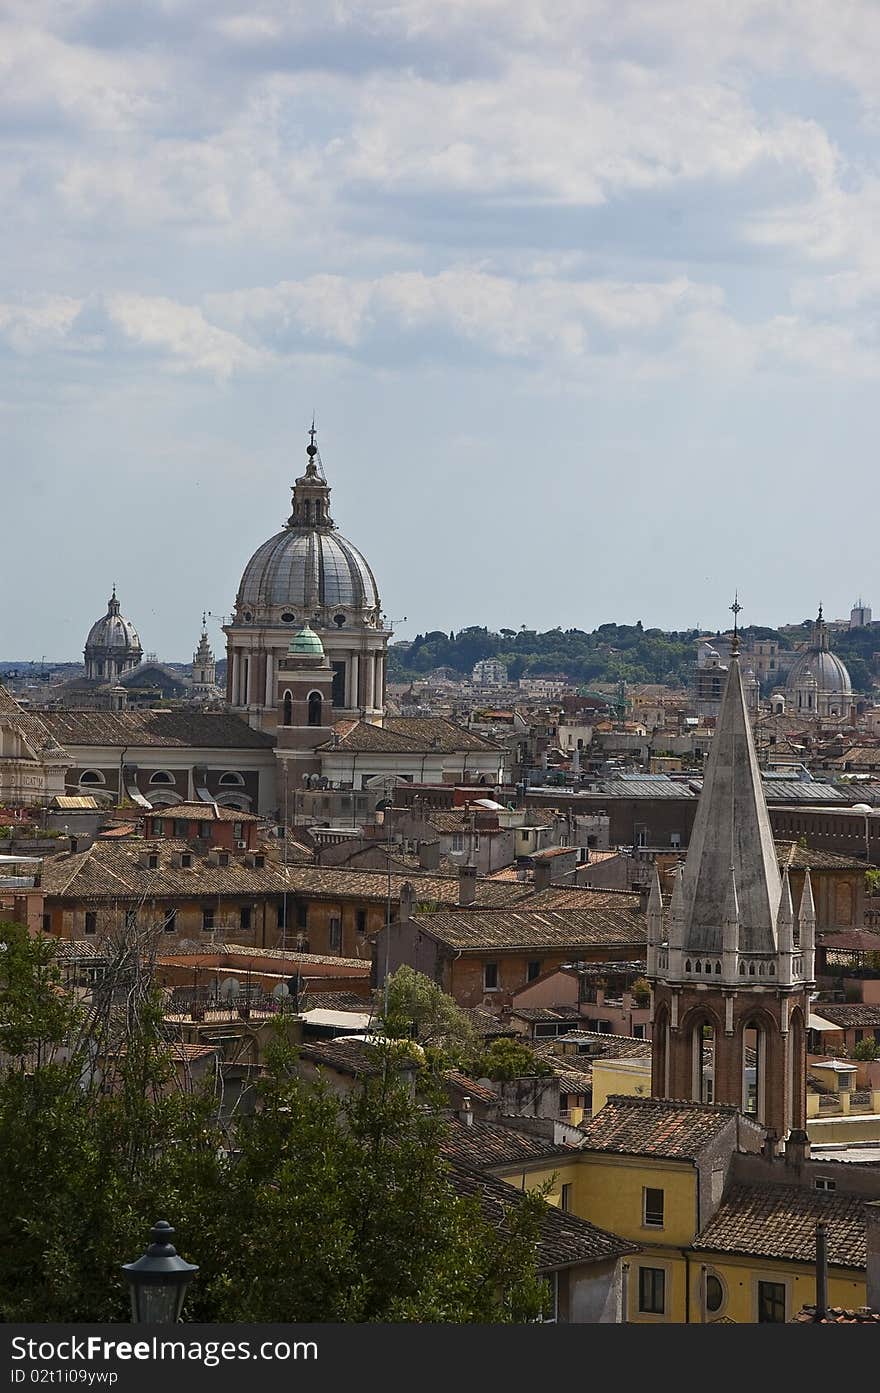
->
275 622 335 787
648 602 814 1143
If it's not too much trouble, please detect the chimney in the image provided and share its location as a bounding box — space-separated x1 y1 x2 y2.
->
459 1096 474 1127
533 857 552 891
815 1220 828 1322
867 1201 880 1313
459 864 477 907
418 839 441 872
399 881 415 925
784 1128 810 1168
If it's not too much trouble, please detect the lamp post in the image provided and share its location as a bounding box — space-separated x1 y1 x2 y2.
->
122 1221 199 1324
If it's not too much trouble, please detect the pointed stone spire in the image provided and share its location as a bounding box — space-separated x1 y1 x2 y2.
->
680 629 781 957
777 867 795 986
646 865 663 976
798 867 816 982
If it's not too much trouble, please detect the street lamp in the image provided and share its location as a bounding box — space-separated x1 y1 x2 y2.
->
122 1220 199 1324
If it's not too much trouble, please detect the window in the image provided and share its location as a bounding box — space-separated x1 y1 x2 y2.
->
198 823 211 840
180 853 192 868
539 1272 558 1324
254 854 265 869
202 908 214 932
633 1023 645 1039
219 771 245 786
527 960 541 981
560 1184 572 1212
297 902 308 930
84 911 97 935
42 912 51 933
79 769 104 785
233 823 243 841
451 834 464 852
757 1280 786 1323
282 691 293 726
814 1177 837 1192
705 1273 723 1313
483 962 499 990
163 909 177 934
643 1187 664 1228
356 909 367 935
218 852 229 867
308 691 323 727
124 910 137 931
174 819 187 838
240 906 252 931
150 770 175 785
277 900 287 929
147 853 158 870
329 917 342 952
638 1267 665 1315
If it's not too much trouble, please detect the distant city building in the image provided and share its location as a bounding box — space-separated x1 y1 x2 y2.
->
472 658 508 687
851 598 873 629
693 642 727 720
785 606 852 718
191 615 221 699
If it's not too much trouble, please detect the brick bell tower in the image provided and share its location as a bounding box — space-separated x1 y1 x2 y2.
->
648 606 815 1143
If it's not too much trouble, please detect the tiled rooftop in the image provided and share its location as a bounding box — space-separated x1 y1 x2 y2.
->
809 1003 880 1028
447 1163 636 1268
320 716 501 755
410 907 647 953
579 1095 741 1159
693 1183 873 1269
41 709 274 749
440 1117 572 1169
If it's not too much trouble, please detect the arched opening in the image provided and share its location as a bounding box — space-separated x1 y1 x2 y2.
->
307 691 322 727
742 1020 765 1122
219 771 245 786
79 769 105 786
653 1003 669 1098
687 1012 717 1104
788 1008 806 1133
149 770 175 785
283 690 293 726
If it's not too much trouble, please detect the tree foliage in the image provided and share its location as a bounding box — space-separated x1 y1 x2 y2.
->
465 1037 553 1082
0 927 548 1323
377 965 478 1062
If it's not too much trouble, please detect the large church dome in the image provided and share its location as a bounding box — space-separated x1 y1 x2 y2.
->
785 607 851 715
83 588 143 680
234 429 381 626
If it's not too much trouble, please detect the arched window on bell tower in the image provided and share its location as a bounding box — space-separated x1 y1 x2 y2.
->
282 690 293 726
308 691 322 727
742 1018 766 1123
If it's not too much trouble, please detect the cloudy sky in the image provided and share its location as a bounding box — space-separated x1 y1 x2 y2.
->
3 1 879 661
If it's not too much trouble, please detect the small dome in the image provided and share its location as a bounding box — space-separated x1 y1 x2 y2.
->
288 622 325 657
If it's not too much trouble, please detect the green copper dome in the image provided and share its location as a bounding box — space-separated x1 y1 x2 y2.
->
287 622 325 658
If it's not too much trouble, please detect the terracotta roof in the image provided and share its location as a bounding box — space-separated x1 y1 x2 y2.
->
445 1071 499 1106
41 839 294 900
817 929 880 953
447 1163 636 1268
300 990 371 1012
297 1039 389 1077
156 944 366 970
40 709 274 749
693 1184 873 1268
409 907 647 953
808 1003 880 1028
168 1042 222 1062
149 803 260 823
579 1095 741 1159
775 842 869 872
0 685 68 760
520 887 643 912
288 865 524 909
320 716 501 755
508 1005 581 1024
440 1117 572 1169
462 1007 518 1038
794 1305 880 1324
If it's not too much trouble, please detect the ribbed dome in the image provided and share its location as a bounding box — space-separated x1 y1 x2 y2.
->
237 528 379 615
786 648 851 696
85 591 141 654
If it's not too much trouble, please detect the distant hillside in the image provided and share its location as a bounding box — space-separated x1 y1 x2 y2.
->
388 622 878 693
